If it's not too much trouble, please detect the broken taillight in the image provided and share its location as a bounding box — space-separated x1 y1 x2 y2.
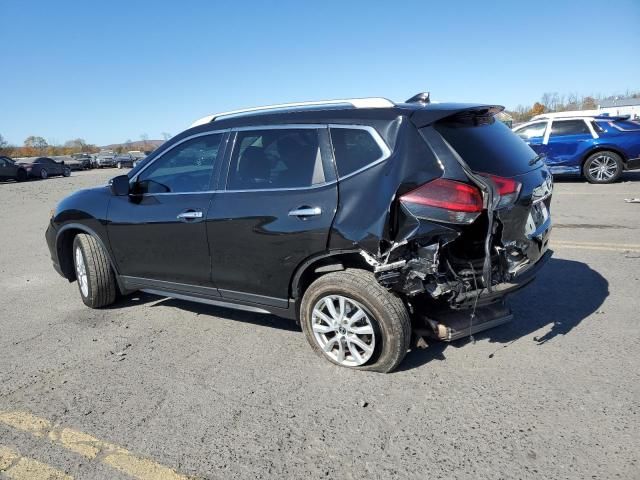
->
400 178 483 224
485 174 521 208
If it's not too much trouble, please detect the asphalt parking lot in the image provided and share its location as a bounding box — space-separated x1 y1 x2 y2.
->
1 169 639 480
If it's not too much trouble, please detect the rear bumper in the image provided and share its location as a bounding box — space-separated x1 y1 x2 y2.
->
452 249 553 308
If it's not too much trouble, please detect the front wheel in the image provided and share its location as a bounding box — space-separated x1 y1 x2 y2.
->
583 151 623 184
63 167 71 177
72 234 117 308
300 269 411 373
40 169 48 179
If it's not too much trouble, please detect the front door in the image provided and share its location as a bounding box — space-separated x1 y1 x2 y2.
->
514 121 548 156
207 126 338 307
108 131 227 287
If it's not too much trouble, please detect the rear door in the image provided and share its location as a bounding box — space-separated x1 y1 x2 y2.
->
108 131 228 287
206 126 338 307
544 119 594 172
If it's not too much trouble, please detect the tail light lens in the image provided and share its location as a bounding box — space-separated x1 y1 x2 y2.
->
486 174 521 208
400 178 483 224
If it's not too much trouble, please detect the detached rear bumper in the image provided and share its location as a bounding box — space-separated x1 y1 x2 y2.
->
452 249 553 309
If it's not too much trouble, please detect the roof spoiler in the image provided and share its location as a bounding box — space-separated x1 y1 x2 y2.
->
410 104 504 128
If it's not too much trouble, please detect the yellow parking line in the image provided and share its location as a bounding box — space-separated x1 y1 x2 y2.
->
0 411 191 480
552 240 640 253
0 444 73 480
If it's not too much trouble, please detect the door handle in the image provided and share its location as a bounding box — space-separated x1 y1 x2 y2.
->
177 210 203 220
288 206 322 217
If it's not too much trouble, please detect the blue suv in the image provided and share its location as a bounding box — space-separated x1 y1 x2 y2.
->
513 115 640 183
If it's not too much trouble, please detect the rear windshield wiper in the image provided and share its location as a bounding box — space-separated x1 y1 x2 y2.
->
529 154 545 166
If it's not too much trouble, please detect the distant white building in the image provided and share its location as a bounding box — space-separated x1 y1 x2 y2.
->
531 96 640 121
598 96 640 119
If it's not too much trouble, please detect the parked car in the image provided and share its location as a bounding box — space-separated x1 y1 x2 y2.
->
513 114 640 183
46 95 552 372
115 154 134 169
71 153 92 169
95 152 116 168
0 156 28 182
19 157 70 179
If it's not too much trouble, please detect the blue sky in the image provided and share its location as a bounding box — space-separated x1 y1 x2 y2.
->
2 0 639 146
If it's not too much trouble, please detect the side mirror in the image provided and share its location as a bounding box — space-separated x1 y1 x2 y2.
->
110 174 131 196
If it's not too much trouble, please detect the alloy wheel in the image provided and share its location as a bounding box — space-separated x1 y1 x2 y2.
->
588 155 618 182
311 295 376 367
75 247 89 297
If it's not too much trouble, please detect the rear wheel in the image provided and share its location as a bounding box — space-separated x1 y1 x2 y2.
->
16 169 27 182
300 269 411 373
72 234 117 308
117 162 122 169
583 151 622 184
40 169 48 179
63 167 71 177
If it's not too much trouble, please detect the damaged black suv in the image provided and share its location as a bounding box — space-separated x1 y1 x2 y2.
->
46 94 552 372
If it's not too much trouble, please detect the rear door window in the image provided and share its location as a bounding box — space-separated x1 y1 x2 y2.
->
434 117 538 176
329 127 386 177
550 119 590 137
227 128 325 190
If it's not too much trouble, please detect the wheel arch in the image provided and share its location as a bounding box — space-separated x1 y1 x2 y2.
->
290 249 373 301
56 224 120 283
581 145 628 168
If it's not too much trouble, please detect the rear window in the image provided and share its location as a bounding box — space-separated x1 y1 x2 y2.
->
330 127 385 177
435 117 537 176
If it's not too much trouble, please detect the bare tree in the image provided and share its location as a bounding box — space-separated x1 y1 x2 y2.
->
161 132 172 141
24 136 48 150
140 133 149 150
0 133 7 149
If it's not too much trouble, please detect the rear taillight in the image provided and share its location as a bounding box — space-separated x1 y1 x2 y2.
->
400 178 483 224
485 174 521 208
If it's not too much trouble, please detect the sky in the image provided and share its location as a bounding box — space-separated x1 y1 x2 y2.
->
1 0 639 146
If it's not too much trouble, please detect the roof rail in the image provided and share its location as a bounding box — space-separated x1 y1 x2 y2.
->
190 97 395 127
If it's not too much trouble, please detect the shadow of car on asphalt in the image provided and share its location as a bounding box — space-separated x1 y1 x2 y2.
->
398 257 609 371
112 257 608 372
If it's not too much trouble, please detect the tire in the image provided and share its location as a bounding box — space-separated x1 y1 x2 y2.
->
63 167 71 177
300 269 411 373
117 162 122 169
583 151 623 184
40 169 48 179
72 234 117 308
16 169 27 182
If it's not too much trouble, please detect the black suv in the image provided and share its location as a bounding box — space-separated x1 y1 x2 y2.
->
46 94 553 372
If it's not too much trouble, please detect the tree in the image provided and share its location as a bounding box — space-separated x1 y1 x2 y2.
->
161 132 172 141
0 134 7 149
64 138 88 151
581 96 597 110
530 102 545 116
24 136 48 150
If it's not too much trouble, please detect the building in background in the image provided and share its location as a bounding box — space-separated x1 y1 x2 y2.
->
598 97 640 119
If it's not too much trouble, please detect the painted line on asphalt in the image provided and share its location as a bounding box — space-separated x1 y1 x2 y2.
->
0 444 73 480
0 411 191 480
552 240 640 253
